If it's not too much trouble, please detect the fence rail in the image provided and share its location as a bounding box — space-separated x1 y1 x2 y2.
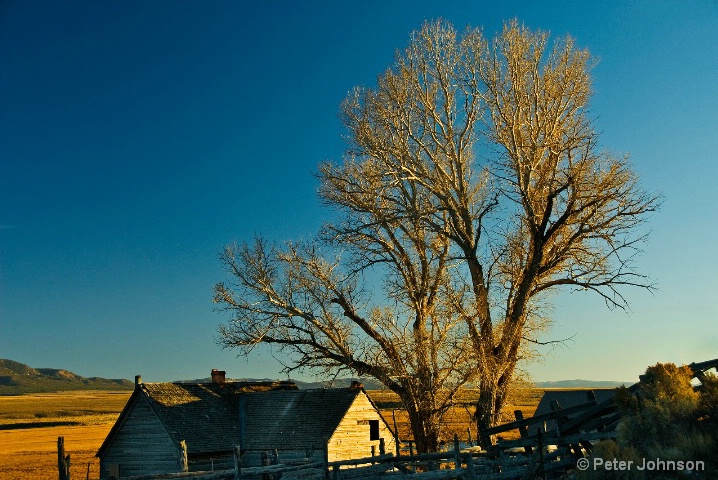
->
104 432 612 480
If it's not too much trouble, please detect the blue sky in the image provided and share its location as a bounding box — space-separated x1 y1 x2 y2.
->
1 1 716 384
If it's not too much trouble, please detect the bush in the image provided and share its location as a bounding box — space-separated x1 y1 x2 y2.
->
697 372 718 424
614 363 717 478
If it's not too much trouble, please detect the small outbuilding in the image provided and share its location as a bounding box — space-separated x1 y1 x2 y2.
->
97 372 395 479
528 388 617 436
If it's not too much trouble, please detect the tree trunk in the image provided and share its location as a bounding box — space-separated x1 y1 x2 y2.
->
405 405 441 453
475 371 512 447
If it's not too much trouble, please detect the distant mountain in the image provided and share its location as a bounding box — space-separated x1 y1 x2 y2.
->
534 379 631 389
0 359 134 395
292 377 386 390
4 358 630 395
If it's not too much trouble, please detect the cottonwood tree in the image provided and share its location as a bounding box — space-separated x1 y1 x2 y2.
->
214 19 660 452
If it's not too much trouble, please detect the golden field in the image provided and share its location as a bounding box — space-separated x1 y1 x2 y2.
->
0 388 540 479
0 391 131 480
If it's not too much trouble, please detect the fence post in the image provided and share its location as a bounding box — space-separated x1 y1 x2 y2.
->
261 451 271 480
454 434 461 469
379 438 385 456
465 453 476 480
58 436 64 480
392 410 401 457
233 445 242 480
537 427 545 478
323 445 329 480
179 440 188 472
514 410 533 455
58 436 68 480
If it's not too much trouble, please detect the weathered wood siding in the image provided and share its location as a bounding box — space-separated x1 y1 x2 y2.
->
99 395 180 478
326 392 395 462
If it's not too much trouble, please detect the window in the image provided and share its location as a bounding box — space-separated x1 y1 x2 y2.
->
107 464 120 480
369 419 380 441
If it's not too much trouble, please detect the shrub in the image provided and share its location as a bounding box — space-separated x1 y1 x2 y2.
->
615 363 717 477
697 372 718 424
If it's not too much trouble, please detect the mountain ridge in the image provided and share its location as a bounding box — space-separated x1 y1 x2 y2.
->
174 376 387 390
533 379 631 388
0 359 134 395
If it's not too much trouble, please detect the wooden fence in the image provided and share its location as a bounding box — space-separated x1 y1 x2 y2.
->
80 430 608 480
106 436 613 480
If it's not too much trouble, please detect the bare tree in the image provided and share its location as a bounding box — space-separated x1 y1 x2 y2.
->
214 19 660 451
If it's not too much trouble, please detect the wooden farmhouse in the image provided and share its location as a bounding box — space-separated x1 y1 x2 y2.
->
96 371 395 479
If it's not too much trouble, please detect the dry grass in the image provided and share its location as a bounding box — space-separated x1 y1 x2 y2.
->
0 391 131 480
0 424 116 480
0 390 130 422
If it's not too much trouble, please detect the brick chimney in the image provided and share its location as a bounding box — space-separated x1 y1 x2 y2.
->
349 380 364 390
135 375 142 388
211 369 226 385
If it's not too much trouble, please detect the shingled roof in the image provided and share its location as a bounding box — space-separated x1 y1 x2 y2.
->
241 388 364 450
97 380 297 457
141 382 242 454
